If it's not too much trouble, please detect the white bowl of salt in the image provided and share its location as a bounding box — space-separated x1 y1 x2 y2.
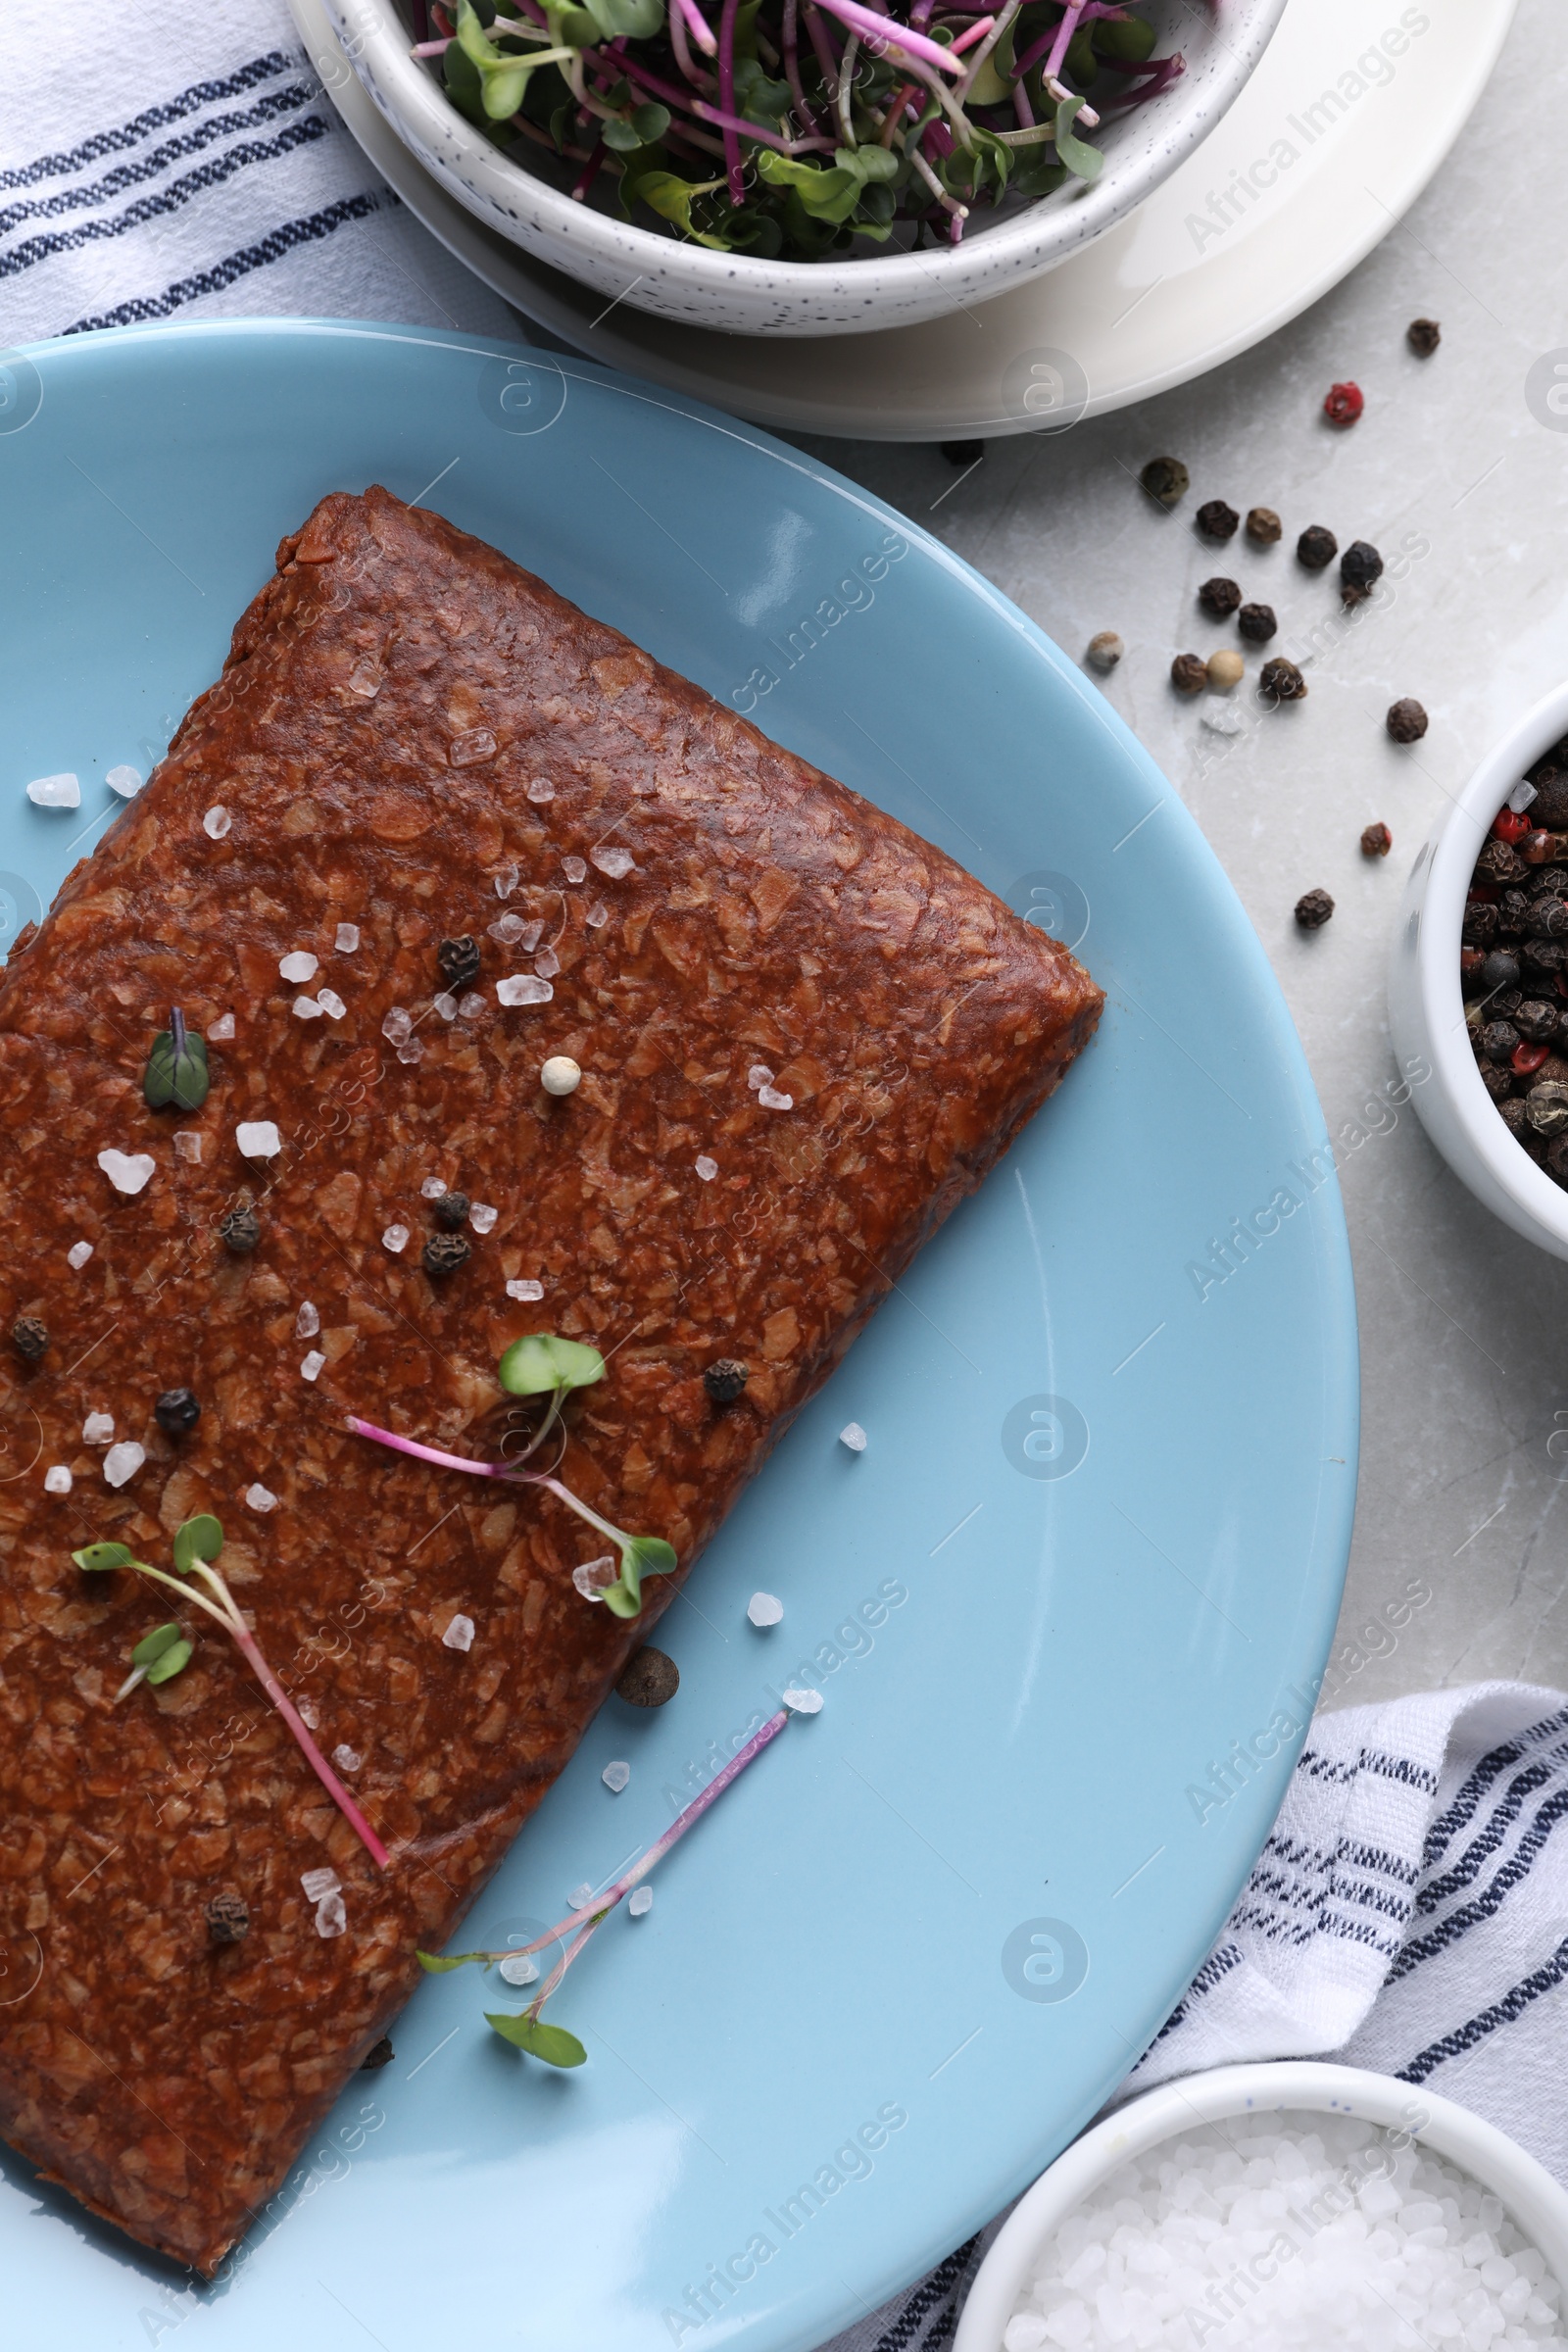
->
955 2061 1568 2352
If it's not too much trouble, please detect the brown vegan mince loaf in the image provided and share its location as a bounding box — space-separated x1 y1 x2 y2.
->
0 487 1102 2274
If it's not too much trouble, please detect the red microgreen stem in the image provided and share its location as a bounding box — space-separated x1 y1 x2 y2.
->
716 0 746 205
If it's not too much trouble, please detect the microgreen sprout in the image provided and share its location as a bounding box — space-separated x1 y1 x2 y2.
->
416 1703 795 2066
115 1621 193 1703
348 1333 676 1619
143 1005 210 1111
73 1517 390 1868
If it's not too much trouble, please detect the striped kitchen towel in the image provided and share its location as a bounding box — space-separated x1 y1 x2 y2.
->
1 0 515 345
820 1683 1568 2352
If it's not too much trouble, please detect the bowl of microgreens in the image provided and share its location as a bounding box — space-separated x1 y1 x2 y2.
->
320 0 1285 335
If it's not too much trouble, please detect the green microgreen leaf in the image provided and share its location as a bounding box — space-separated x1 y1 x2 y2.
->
143 1016 210 1112
602 1532 677 1617
172 1514 223 1573
145 1638 194 1686
485 2010 588 2067
416 1948 492 1974
1054 93 1104 185
1093 13 1156 62
756 151 862 224
629 171 734 249
497 1334 607 1397
131 1622 186 1667
74 1542 134 1573
582 0 664 37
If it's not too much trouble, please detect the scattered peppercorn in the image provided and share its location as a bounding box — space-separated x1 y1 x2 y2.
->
1297 524 1338 570
1481 949 1521 992
422 1233 471 1276
1361 822 1393 858
1475 838 1527 888
205 1889 249 1945
1529 1081 1568 1136
434 1191 471 1230
1086 631 1124 672
704 1357 750 1405
155 1387 201 1436
10 1316 46 1363
1206 650 1245 692
1260 658 1307 703
1407 318 1441 357
615 1645 680 1707
360 2035 396 2070
1340 540 1384 603
1246 507 1282 546
1196 499 1240 541
1295 888 1334 930
1515 1000 1561 1044
1170 653 1207 695
1323 381 1365 427
1140 456 1189 508
1481 1020 1521 1062
437 936 481 992
1387 698 1429 744
1238 602 1278 644
219 1205 261 1253
1198 576 1242 617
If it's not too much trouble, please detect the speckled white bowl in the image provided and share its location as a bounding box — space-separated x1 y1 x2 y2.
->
1388 682 1568 1261
954 2062 1568 2352
318 0 1285 336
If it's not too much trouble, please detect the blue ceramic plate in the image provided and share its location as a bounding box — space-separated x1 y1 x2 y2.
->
0 322 1356 2352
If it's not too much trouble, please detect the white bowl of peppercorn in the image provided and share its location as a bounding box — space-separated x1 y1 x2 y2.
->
1389 683 1568 1260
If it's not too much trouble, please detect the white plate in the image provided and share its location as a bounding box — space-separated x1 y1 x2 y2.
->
294 0 1515 438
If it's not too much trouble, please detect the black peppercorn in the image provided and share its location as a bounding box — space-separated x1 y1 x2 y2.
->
1527 899 1568 940
1238 602 1278 644
219 1205 261 1253
434 1191 470 1230
1547 1131 1568 1183
1500 1097 1532 1142
1480 1020 1521 1061
422 1233 471 1276
1361 822 1393 859
1297 524 1338 570
205 1889 249 1945
1461 902 1499 948
614 1645 680 1707
361 2035 396 2070
1196 499 1240 541
1140 456 1189 508
1535 780 1568 829
1475 840 1527 889
1515 1000 1560 1043
10 1316 47 1363
1260 658 1306 704
1523 938 1566 980
1480 1060 1516 1103
1533 867 1568 899
1340 540 1384 602
1170 653 1207 695
1407 318 1441 357
1481 950 1521 993
703 1358 749 1405
1246 507 1282 545
1387 698 1428 744
437 936 481 993
1529 1081 1568 1136
155 1388 201 1436
1295 888 1335 930
1198 576 1242 617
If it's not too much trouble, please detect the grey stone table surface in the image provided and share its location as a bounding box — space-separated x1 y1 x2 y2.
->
781 0 1567 1711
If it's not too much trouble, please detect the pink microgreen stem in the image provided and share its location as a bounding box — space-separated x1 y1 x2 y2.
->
412 35 451 53
781 0 823 132
570 140 606 199
811 0 964 75
676 0 720 54
693 102 836 151
716 0 746 204
803 0 844 99
948 16 996 53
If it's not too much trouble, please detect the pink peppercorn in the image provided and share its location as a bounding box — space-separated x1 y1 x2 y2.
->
1323 381 1364 427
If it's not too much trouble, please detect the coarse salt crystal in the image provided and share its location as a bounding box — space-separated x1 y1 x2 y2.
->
433 992 458 1022
381 1006 413 1045
1509 780 1539 813
44 1465 72 1494
783 1686 824 1714
315 1892 347 1939
494 865 519 899
172 1131 202 1163
695 1155 717 1181
840 1422 868 1452
347 659 381 699
586 901 610 929
591 846 634 878
106 764 142 798
301 1867 341 1903
84 1413 114 1444
26 772 79 808
497 974 553 1007
532 950 559 987
458 992 486 1022
572 1557 616 1600
382 1224 410 1254
1201 703 1246 737
420 1177 448 1200
628 1886 653 1918
396 1037 424 1066
748 1064 774 1090
527 776 554 803
507 1278 544 1301
562 855 587 883
279 952 318 983
443 1613 475 1651
469 1203 498 1234
317 988 345 1021
748 1592 784 1627
300 1350 325 1383
499 1952 540 1985
332 1744 362 1773
295 1300 319 1338
568 1882 595 1910
450 727 496 767
103 1441 145 1488
298 1699 319 1729
518 920 545 953
236 1120 281 1158
603 1760 631 1793
209 1011 235 1041
67 1241 93 1269
97 1148 155 1196
335 923 360 952
245 1482 277 1512
489 914 524 946
293 995 323 1020
758 1086 794 1111
203 805 231 839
